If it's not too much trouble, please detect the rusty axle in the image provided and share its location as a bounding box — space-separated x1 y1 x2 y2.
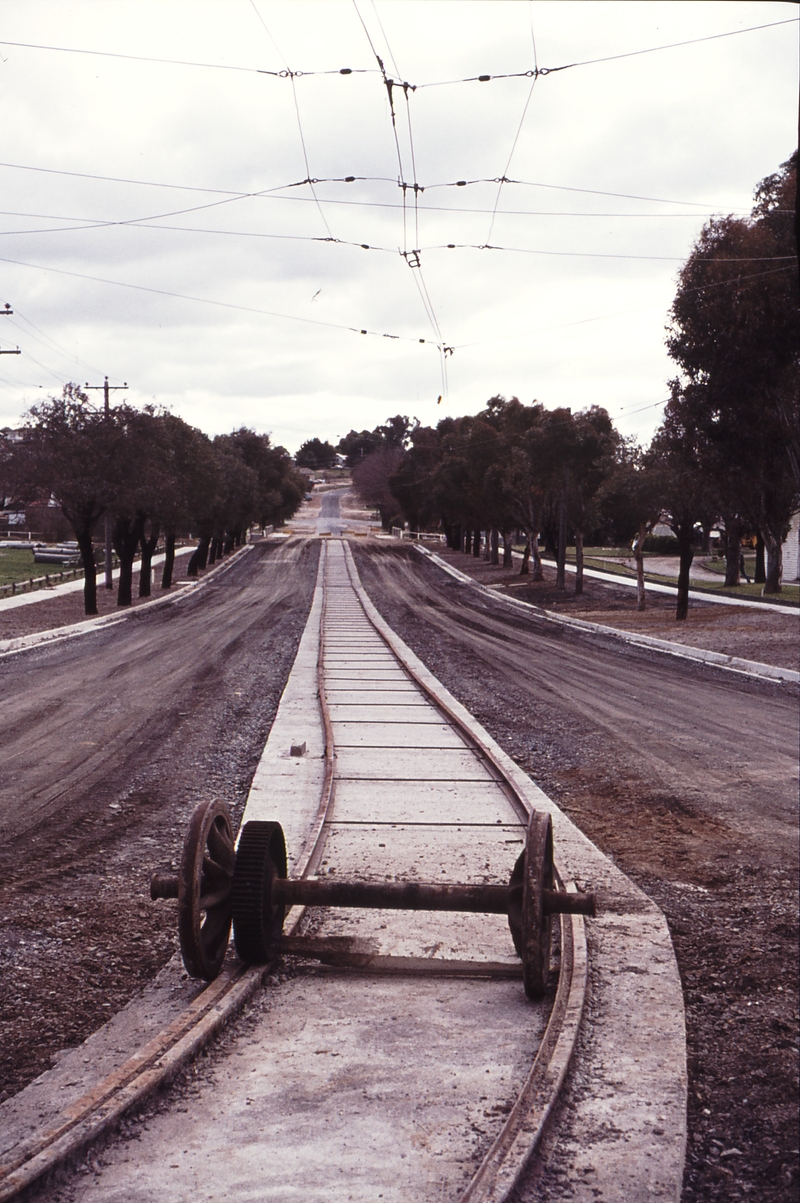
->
151 871 595 918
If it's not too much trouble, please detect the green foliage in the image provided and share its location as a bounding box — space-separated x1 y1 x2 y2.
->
663 152 799 592
295 437 338 469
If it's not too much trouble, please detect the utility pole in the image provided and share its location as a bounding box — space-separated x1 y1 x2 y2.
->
0 302 21 355
84 376 128 590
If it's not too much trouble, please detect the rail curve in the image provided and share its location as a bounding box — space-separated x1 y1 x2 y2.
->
0 538 588 1203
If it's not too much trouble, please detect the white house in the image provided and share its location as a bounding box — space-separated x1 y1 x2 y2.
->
782 511 800 582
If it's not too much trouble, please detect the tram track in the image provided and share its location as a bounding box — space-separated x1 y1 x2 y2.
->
1 539 595 1203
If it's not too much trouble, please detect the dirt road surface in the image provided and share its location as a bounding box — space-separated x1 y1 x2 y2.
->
2 537 797 1202
0 538 319 1100
353 542 799 1203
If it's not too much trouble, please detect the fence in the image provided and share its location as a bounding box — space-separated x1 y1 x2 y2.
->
0 539 196 601
0 564 86 599
390 528 447 542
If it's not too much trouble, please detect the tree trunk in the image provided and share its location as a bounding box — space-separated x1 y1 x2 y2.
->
76 529 98 616
113 516 144 608
208 538 218 566
502 530 512 568
490 528 500 565
675 525 694 620
472 529 481 558
531 533 544 581
762 528 783 594
723 519 742 587
224 531 236 554
449 523 460 551
138 522 160 598
161 530 176 589
519 538 531 575
754 532 766 583
463 528 472 554
187 535 210 577
635 521 647 612
574 529 584 595
556 479 568 590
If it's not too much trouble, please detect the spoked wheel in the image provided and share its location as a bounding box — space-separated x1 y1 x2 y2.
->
232 821 287 965
507 810 555 1000
178 799 236 981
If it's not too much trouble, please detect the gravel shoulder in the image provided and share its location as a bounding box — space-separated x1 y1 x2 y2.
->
354 540 799 1203
0 537 320 1102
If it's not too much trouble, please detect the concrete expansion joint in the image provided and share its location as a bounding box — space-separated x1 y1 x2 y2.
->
412 543 797 686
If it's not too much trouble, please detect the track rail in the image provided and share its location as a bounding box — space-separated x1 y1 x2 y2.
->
0 539 589 1203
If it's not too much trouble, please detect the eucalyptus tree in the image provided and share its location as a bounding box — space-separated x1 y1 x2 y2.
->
666 153 798 592
12 385 127 615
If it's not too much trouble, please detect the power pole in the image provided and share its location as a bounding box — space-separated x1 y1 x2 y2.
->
84 376 128 590
0 302 20 355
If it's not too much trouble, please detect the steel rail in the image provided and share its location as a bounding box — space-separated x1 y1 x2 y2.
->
1 539 589 1203
341 540 590 1202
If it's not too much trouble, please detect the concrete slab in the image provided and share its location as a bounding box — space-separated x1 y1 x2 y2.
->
63 976 547 1203
325 681 418 695
329 779 523 825
318 821 524 884
240 547 325 873
334 747 497 780
328 703 444 722
327 691 428 706
332 720 468 748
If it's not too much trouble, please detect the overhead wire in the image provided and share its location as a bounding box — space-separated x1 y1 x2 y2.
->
352 0 450 402
486 5 539 245
0 37 375 77
0 160 758 213
3 207 792 266
248 1 335 241
1 17 793 83
5 307 106 379
0 253 444 348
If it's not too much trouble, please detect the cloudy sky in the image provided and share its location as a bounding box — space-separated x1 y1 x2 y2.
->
0 1 796 453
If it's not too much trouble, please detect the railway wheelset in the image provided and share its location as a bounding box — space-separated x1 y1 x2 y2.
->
150 798 596 1000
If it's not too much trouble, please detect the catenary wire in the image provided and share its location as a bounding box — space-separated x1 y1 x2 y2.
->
0 254 446 348
0 160 756 212
352 0 449 400
2 208 790 264
415 18 798 85
486 6 539 245
248 1 335 241
1 18 793 83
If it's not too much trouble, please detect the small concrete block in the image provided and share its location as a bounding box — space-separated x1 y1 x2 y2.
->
290 740 307 757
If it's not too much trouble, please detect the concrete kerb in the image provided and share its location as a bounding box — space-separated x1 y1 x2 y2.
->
414 544 799 686
0 543 254 661
0 542 322 1201
346 542 688 1202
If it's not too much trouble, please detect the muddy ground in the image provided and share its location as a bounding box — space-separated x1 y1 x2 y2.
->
354 542 799 1203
